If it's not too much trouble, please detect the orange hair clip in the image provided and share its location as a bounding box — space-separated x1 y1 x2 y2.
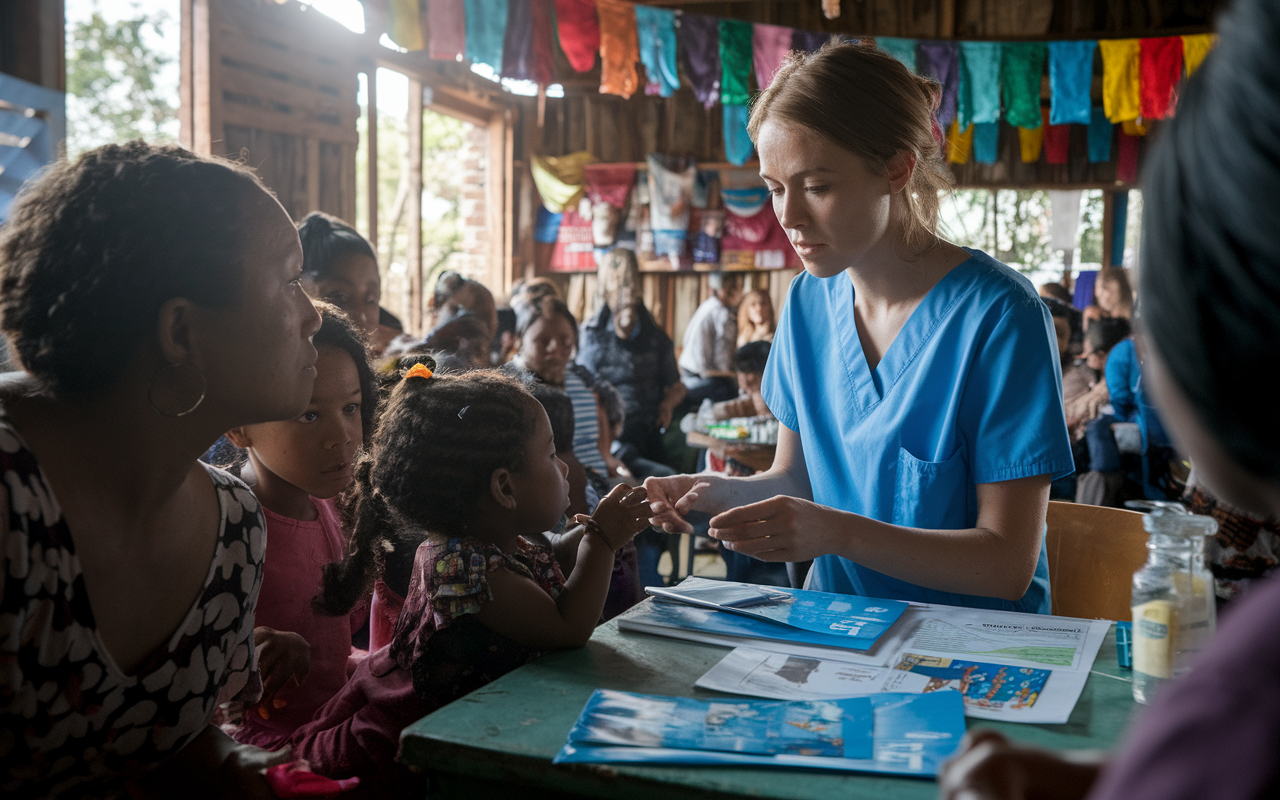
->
404 363 434 381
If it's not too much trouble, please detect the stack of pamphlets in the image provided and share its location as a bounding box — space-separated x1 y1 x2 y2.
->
554 689 966 777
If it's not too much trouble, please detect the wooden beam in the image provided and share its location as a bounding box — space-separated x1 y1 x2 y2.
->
365 67 379 263
408 77 425 334
1101 189 1115 269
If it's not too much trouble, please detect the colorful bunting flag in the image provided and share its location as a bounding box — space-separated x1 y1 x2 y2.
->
502 0 555 84
1181 33 1216 76
388 0 424 51
947 119 973 164
1116 130 1140 183
427 0 465 60
1087 107 1113 163
1002 43 1047 129
635 6 679 97
597 0 640 98
919 41 960 129
719 19 754 106
724 104 754 166
1047 40 1096 125
681 14 720 108
465 0 508 70
1121 119 1148 136
532 152 596 212
876 37 918 72
958 41 1001 128
1099 39 1141 123
554 0 601 73
1139 36 1183 119
1019 120 1045 163
792 29 831 54
753 24 793 90
1044 121 1070 164
973 121 999 164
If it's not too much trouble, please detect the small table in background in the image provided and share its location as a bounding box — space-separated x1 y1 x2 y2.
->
401 608 1136 800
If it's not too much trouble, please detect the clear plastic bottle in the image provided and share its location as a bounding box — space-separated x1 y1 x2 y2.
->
1130 509 1218 704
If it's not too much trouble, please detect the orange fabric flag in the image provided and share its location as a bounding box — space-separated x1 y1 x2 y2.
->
597 0 640 98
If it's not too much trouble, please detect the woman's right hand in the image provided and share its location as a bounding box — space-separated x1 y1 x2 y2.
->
643 475 713 534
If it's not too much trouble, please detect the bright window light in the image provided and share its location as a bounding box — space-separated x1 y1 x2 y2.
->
299 0 365 33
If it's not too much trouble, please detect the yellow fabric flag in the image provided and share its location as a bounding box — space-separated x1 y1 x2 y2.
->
947 120 974 164
1121 119 1148 136
1018 124 1044 163
1099 39 1141 123
387 0 424 51
531 152 598 212
1182 34 1217 77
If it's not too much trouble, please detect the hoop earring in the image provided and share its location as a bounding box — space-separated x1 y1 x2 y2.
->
148 362 207 418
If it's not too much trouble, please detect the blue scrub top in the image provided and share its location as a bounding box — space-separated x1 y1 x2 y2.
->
762 249 1074 613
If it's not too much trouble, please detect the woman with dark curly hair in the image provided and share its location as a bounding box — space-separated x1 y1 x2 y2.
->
0 141 321 798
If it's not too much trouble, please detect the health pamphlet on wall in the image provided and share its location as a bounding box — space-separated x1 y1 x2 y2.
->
553 689 966 777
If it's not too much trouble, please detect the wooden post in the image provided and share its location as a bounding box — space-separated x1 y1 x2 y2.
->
365 67 379 263
407 77 424 334
1101 190 1115 270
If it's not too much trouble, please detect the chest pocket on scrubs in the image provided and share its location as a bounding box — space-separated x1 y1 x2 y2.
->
893 446 970 531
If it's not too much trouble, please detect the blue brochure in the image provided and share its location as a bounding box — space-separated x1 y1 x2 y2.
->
554 690 965 777
630 580 908 653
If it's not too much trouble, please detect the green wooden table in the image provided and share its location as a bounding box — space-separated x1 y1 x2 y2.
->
401 605 1135 799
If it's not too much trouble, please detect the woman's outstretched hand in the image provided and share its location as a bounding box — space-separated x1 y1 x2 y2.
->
580 483 650 550
643 475 712 534
706 495 836 562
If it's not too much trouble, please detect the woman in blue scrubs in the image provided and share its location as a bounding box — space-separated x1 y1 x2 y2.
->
646 42 1073 613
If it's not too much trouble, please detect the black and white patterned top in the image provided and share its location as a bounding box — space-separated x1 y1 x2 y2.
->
0 411 266 798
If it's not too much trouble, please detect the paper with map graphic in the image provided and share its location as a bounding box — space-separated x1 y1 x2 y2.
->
898 607 1110 672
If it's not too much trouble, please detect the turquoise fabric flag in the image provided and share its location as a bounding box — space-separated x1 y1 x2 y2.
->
973 122 1000 164
876 37 918 73
1088 106 1113 163
959 42 1001 128
465 0 508 70
723 103 754 166
635 6 679 97
1048 41 1097 125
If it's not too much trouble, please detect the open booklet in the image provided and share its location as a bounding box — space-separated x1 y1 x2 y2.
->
553 689 965 777
694 607 1111 724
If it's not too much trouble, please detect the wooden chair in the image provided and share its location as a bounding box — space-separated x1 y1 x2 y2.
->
1045 501 1149 621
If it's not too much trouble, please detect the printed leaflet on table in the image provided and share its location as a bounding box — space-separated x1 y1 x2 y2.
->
553 689 965 776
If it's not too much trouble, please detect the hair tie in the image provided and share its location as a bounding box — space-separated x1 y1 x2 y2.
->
404 363 433 381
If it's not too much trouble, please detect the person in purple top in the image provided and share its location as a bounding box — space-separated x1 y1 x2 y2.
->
939 1 1280 798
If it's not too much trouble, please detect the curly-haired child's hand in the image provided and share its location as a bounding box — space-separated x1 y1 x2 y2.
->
577 483 650 550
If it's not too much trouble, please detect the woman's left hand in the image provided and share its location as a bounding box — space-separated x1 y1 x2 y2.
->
707 495 842 562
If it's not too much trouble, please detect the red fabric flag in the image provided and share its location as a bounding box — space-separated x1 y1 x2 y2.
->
1117 131 1140 183
1044 122 1071 164
554 0 601 72
1139 37 1183 120
427 0 465 60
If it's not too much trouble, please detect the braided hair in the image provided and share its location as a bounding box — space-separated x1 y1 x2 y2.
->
0 141 270 398
297 211 377 283
314 359 540 614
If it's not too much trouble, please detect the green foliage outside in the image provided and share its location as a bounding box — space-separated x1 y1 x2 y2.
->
939 188 1107 272
65 4 177 156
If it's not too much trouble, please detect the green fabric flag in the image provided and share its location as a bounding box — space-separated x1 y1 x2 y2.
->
1001 42 1047 129
719 19 754 106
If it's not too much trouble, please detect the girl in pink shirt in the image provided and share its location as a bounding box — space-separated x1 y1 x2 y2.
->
223 304 377 748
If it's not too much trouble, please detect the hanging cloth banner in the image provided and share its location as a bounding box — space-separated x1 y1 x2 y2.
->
973 121 999 164
792 29 830 54
554 0 601 72
723 202 798 269
918 41 959 129
1087 107 1113 163
1121 118 1147 136
1001 42 1047 129
1043 122 1070 164
958 41 1000 128
1181 33 1216 76
1047 40 1096 125
427 0 465 60
1049 190 1082 251
584 163 637 208
634 6 679 97
532 152 596 212
647 155 696 256
680 14 720 108
465 0 507 70
502 0 555 84
550 207 597 271
723 104 754 166
946 120 973 164
598 0 640 98
876 37 918 72
534 205 564 243
753 24 793 90
1139 36 1183 120
1018 122 1045 163
1098 39 1141 123
388 0 425 51
721 185 769 217
1116 130 1140 183
719 19 754 106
